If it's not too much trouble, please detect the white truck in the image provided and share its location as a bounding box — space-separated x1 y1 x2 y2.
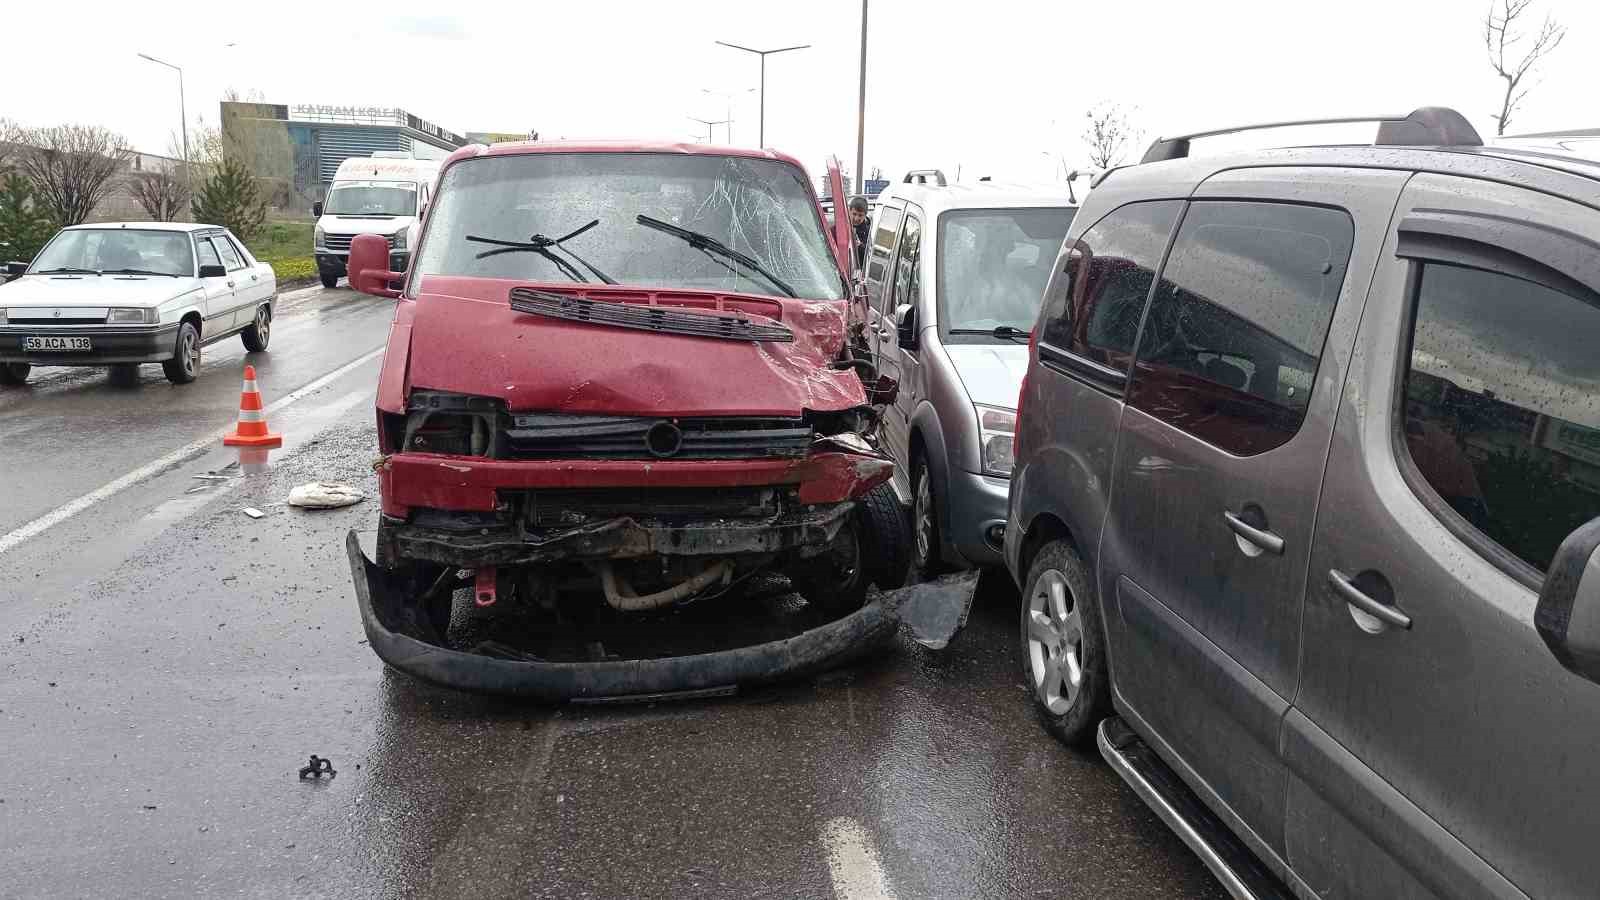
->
312 155 442 289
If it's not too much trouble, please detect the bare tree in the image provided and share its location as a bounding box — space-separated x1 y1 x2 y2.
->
16 124 133 225
128 167 190 222
1082 103 1142 170
0 118 19 173
1485 0 1567 136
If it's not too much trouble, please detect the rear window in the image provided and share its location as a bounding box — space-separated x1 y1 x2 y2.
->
415 153 844 301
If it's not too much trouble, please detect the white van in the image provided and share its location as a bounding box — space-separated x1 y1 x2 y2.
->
312 155 442 288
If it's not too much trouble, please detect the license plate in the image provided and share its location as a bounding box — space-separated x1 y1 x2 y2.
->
23 336 92 352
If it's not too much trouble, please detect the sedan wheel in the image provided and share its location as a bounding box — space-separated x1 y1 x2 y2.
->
242 305 271 352
162 322 200 384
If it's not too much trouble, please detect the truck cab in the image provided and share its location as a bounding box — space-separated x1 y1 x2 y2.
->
312 154 441 288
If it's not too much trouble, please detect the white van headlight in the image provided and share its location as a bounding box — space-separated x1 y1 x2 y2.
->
975 404 1017 477
391 230 406 251
108 308 156 324
314 226 326 249
0 308 7 326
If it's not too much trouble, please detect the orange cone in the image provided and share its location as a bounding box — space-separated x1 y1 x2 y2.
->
222 365 282 448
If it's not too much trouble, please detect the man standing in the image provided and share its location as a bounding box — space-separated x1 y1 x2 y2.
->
848 195 871 273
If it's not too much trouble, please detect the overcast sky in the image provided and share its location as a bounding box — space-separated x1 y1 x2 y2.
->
4 0 1597 185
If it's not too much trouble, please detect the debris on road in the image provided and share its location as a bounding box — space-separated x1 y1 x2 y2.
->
297 756 336 779
890 571 980 650
288 482 365 509
242 507 266 520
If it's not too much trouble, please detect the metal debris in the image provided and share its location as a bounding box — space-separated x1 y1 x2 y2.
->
242 507 266 519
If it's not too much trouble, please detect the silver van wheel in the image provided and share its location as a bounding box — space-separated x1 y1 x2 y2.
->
1027 568 1084 715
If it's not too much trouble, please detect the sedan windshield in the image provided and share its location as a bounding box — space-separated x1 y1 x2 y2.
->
939 208 1075 341
415 152 845 300
30 229 196 277
325 180 417 217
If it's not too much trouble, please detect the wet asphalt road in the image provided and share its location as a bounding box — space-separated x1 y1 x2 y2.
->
0 286 1225 899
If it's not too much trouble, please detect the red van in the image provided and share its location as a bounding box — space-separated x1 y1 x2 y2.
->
345 141 909 699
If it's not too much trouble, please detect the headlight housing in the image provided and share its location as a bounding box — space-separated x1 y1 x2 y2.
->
391 230 406 251
107 308 156 325
0 308 8 326
975 404 1017 477
313 225 326 249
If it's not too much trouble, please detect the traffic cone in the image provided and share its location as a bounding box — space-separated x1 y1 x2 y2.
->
223 365 282 449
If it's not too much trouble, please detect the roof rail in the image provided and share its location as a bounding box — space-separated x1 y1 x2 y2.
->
903 169 948 186
1139 107 1482 164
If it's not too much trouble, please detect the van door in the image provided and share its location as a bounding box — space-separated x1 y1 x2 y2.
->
194 237 233 332
825 157 852 279
1287 174 1600 899
1100 168 1406 873
878 207 924 487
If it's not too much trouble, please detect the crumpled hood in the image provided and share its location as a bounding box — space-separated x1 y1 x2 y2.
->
943 344 1028 410
406 277 867 416
0 273 202 308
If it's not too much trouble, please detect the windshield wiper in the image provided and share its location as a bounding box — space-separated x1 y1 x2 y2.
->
635 214 797 298
466 220 618 284
950 326 1031 342
104 268 178 277
35 267 99 275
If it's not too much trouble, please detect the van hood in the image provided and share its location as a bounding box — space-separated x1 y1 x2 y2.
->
943 343 1028 410
405 277 867 416
320 218 411 236
0 273 202 309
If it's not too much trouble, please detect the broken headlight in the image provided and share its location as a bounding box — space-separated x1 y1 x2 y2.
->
975 404 1017 477
400 390 505 457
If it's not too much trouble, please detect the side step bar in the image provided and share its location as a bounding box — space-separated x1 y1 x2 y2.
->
1098 717 1295 900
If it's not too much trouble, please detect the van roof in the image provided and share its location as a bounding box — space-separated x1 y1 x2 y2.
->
874 180 1079 218
441 140 812 175
332 156 443 180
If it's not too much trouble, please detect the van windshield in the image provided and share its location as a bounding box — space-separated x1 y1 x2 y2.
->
414 152 845 300
938 208 1075 341
325 180 417 217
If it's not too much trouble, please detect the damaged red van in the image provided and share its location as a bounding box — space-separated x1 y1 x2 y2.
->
345 142 910 699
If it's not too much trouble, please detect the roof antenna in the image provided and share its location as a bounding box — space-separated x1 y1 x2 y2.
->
1065 169 1079 204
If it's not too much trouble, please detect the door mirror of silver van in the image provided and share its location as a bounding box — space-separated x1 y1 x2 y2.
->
1536 516 1600 684
894 303 917 349
312 201 323 218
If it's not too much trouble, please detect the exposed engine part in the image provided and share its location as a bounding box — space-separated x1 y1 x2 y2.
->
593 559 733 611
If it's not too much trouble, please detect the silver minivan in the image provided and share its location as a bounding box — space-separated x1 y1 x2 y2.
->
864 174 1075 577
1006 107 1600 899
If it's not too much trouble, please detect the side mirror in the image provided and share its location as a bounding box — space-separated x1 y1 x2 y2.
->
312 201 324 218
894 303 918 349
198 263 227 279
4 261 28 276
349 233 403 298
1537 516 1600 684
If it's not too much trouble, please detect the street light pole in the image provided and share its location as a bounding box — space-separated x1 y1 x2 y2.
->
137 53 189 175
714 41 810 148
856 0 868 195
688 117 730 144
702 88 754 145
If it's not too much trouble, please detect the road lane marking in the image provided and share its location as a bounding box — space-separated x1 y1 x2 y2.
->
0 346 384 558
821 817 894 900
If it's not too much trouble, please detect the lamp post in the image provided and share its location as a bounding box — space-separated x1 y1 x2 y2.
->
856 0 868 195
714 41 810 148
137 53 189 181
702 87 754 144
688 117 730 144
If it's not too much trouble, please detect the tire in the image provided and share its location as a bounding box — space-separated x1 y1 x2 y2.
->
162 321 200 384
792 481 909 615
911 459 948 579
320 272 339 289
0 362 29 386
1020 540 1111 747
241 305 271 352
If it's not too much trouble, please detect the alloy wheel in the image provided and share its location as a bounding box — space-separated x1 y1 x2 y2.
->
1027 568 1084 715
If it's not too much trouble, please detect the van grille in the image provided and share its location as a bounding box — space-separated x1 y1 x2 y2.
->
503 414 813 461
321 233 395 254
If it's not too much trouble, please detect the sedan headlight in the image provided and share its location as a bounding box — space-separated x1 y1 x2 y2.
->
391 230 406 251
314 225 326 249
976 404 1017 477
107 308 156 325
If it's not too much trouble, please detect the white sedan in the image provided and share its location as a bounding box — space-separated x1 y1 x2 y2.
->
0 222 277 385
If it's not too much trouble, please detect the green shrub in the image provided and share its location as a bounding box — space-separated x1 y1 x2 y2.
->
0 172 59 263
192 156 268 241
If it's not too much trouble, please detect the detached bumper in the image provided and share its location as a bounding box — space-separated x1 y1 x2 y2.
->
0 324 179 365
346 531 898 700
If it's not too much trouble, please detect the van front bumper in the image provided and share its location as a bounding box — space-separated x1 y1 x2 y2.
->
316 251 409 277
946 468 1010 568
0 323 179 365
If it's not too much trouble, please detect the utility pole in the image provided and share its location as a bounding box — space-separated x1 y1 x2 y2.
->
702 87 754 144
856 0 868 195
715 41 810 147
137 52 190 189
688 117 730 144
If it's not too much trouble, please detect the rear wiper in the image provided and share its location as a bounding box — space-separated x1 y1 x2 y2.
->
35 267 99 275
950 326 1031 342
104 268 178 277
635 214 797 298
466 219 618 284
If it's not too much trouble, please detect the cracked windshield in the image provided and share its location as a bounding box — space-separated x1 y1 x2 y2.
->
2 1 1598 898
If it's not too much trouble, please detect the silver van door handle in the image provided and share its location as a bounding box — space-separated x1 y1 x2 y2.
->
1328 569 1412 630
226 280 235 288
1223 510 1285 555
